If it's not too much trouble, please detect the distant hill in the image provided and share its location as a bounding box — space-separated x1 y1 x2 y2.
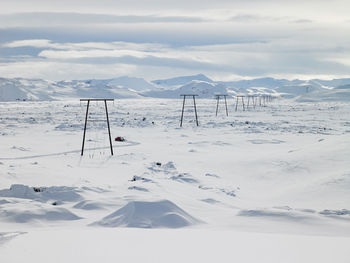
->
143 80 228 98
0 78 54 101
152 74 213 87
297 83 350 102
1 75 350 101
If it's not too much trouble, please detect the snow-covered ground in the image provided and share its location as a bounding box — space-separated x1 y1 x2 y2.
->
0 98 349 262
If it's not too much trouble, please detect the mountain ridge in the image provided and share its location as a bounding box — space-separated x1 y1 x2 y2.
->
1 74 350 101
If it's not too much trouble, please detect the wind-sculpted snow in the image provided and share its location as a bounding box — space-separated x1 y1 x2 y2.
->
0 98 350 262
238 209 310 221
0 232 26 246
0 184 82 202
0 207 81 223
91 200 201 228
73 200 106 210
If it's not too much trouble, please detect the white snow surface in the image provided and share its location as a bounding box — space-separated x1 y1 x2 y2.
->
0 98 350 262
91 200 201 228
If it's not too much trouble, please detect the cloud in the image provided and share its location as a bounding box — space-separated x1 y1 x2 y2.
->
2 37 350 81
229 14 281 23
0 60 136 80
292 19 313 24
0 12 207 28
3 39 54 48
1 1 350 80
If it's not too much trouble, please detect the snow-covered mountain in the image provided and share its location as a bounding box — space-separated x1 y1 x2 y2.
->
54 78 147 99
152 74 213 87
0 78 55 101
297 83 350 102
274 84 323 99
142 80 228 98
1 74 350 101
219 77 303 90
0 77 158 101
105 76 157 92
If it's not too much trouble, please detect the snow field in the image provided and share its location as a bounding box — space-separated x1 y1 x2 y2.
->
0 98 349 262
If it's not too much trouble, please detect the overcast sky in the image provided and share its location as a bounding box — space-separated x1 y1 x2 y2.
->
1 0 349 81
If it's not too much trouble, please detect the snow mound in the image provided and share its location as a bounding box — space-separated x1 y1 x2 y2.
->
0 207 81 223
91 200 201 228
0 184 82 203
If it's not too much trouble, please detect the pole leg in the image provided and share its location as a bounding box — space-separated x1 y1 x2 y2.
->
224 96 228 116
104 100 113 156
193 95 199 126
247 97 250 109
215 96 219 116
180 96 186 127
242 97 245 111
235 97 238 111
81 100 90 156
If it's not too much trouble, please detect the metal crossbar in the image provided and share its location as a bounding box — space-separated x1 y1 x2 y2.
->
80 99 114 101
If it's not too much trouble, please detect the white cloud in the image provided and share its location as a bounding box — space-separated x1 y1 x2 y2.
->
3 39 52 48
0 60 136 80
0 0 350 80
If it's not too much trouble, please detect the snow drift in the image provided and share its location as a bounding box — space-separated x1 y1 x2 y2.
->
91 200 201 228
0 184 82 202
0 207 81 223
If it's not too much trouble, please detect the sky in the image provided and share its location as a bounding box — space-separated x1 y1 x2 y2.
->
0 0 350 81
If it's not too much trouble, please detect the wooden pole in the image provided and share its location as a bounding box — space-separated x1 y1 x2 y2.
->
193 95 199 126
180 95 186 127
224 95 228 116
81 100 90 156
241 96 245 111
215 96 220 116
104 99 113 156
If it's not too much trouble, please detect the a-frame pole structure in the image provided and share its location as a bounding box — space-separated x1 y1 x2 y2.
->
215 94 228 116
180 94 199 127
80 98 114 156
235 95 245 111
